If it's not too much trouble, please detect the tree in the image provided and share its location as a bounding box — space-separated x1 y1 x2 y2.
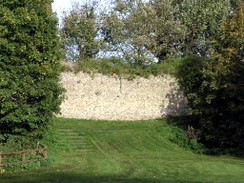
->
176 1 244 155
147 0 186 62
102 0 186 64
0 0 65 149
212 0 244 62
60 1 102 62
101 0 239 63
101 0 155 64
173 0 234 57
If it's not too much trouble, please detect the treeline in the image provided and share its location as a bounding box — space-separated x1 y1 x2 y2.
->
59 0 240 64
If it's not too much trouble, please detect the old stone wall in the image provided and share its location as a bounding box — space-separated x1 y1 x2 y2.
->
58 71 187 120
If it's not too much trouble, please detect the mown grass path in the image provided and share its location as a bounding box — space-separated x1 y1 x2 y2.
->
1 118 244 183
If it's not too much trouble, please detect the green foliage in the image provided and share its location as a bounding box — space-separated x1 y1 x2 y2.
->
102 0 185 64
1 154 43 172
172 0 233 57
40 125 73 166
147 0 187 62
176 54 244 155
158 117 205 154
0 0 65 149
166 126 205 154
59 0 241 63
66 57 181 78
59 1 102 62
101 0 154 64
0 125 72 172
176 56 208 116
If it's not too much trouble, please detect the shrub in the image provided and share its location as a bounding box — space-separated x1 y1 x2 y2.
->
176 55 244 155
0 0 65 150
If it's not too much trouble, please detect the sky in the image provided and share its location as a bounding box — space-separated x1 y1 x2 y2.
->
52 0 73 17
52 0 110 18
51 0 114 58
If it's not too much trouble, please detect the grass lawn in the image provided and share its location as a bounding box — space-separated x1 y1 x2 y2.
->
1 118 244 183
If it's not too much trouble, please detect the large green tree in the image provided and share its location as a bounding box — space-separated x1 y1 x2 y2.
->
173 0 234 57
0 0 65 149
101 0 154 64
60 1 102 62
102 0 185 64
176 1 244 155
147 0 186 62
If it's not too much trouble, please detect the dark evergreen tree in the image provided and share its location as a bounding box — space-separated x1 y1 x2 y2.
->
0 0 65 149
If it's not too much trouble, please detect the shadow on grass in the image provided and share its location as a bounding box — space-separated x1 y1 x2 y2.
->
164 116 244 157
165 115 197 128
1 170 214 183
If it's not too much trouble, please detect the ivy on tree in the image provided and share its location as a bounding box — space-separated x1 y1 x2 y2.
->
0 0 65 149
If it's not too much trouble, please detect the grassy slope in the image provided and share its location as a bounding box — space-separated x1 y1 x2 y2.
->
1 118 244 183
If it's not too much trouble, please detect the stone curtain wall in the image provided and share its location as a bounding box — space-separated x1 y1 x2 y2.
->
58 72 188 120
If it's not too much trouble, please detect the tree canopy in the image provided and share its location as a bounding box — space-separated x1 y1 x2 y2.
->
59 1 103 62
0 0 65 150
60 0 240 64
176 0 244 155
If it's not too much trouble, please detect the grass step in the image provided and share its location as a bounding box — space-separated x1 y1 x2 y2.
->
69 140 86 142
75 149 92 152
64 133 79 135
57 129 75 132
68 137 85 139
57 128 97 152
70 142 87 145
74 147 94 150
